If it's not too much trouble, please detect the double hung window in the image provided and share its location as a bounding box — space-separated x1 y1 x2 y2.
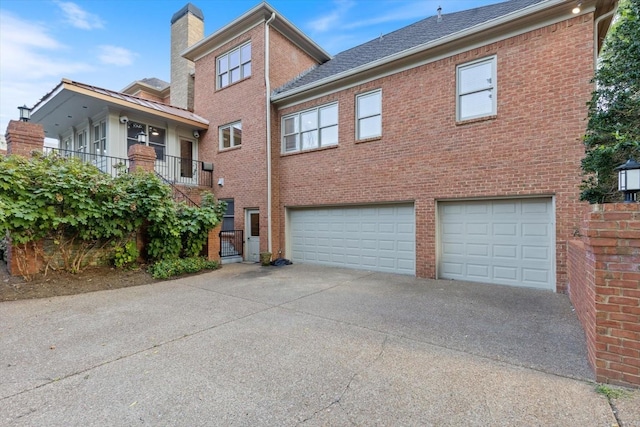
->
456 56 496 121
93 120 106 155
282 103 338 153
218 42 251 88
356 90 382 140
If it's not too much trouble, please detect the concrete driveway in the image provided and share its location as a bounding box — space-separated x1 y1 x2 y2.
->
1 263 638 426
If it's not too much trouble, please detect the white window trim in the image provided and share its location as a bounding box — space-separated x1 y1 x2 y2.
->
217 42 251 89
282 102 339 153
356 89 382 140
219 121 242 150
456 55 497 121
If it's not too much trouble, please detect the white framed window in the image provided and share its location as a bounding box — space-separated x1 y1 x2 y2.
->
77 129 88 153
93 120 106 155
220 122 242 149
217 42 251 88
282 103 338 153
356 90 382 140
457 56 496 121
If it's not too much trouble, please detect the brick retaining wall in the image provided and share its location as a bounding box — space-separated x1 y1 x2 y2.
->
568 203 640 387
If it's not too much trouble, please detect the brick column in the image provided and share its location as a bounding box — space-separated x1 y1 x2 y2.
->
5 120 45 156
128 144 156 172
4 120 46 277
569 203 640 387
207 223 222 263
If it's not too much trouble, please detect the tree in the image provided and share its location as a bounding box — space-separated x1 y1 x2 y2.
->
581 0 640 203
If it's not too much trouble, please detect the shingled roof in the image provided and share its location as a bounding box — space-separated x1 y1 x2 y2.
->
273 0 545 96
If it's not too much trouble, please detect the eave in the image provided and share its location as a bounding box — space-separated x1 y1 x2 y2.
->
182 2 331 63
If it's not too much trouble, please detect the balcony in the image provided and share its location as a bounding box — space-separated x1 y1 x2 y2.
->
44 147 213 187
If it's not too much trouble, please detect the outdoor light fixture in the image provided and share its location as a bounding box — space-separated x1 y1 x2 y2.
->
137 131 147 145
615 158 640 203
572 2 582 14
18 105 31 122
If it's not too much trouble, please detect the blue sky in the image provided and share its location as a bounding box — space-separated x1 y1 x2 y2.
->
0 0 501 135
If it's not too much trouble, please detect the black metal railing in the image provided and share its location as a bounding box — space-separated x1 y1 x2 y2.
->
44 147 129 178
155 154 213 187
155 172 200 208
220 230 243 258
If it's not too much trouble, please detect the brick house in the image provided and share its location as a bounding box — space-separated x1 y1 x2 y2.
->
25 0 618 292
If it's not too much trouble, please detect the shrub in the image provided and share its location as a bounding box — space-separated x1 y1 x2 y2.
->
112 240 139 269
148 257 220 279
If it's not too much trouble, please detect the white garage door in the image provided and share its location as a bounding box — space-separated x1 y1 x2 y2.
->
289 204 415 275
438 198 554 290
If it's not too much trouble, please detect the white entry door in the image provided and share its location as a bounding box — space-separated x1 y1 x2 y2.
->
246 210 260 262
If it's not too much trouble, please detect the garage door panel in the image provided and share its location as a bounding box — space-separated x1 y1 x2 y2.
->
493 244 517 259
523 268 549 284
290 204 415 275
467 264 490 278
439 198 554 290
467 223 489 235
493 223 517 236
493 202 517 214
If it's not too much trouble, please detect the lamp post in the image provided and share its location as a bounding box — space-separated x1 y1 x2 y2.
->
615 158 640 203
18 105 31 122
137 131 147 145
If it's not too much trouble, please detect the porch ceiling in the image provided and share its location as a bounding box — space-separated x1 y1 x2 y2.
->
31 79 208 138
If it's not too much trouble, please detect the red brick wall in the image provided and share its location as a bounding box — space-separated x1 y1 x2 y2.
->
273 14 594 286
269 28 319 90
569 203 640 387
568 238 597 371
194 23 324 255
194 27 268 251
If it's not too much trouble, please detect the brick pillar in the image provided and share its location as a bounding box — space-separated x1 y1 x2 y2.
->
569 203 640 387
4 120 46 277
5 120 45 156
6 239 43 277
128 144 156 172
207 223 222 263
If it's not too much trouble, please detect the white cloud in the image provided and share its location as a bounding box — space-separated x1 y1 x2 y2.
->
97 45 137 66
307 0 355 32
0 11 93 133
342 1 432 30
55 1 104 30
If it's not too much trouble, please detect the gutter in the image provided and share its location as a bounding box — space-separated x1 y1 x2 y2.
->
265 12 276 254
593 5 617 67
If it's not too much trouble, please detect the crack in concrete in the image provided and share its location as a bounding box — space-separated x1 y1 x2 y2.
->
298 335 388 426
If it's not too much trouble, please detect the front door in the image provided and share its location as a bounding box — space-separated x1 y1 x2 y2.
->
246 210 260 262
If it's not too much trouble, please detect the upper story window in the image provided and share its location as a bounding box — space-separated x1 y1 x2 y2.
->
282 103 338 153
356 90 382 140
220 122 242 149
127 121 166 160
457 56 496 121
217 42 251 88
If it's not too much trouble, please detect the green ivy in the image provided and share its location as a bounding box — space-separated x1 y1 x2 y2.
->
148 257 220 279
0 152 225 274
581 0 640 203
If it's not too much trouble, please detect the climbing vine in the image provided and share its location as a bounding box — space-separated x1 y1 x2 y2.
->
0 152 225 275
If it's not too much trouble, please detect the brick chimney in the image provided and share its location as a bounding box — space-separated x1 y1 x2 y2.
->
170 3 204 110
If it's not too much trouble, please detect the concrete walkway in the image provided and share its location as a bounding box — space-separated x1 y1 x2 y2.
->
1 263 638 426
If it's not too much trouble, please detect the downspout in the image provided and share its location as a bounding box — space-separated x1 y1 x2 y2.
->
593 6 617 68
265 12 276 254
